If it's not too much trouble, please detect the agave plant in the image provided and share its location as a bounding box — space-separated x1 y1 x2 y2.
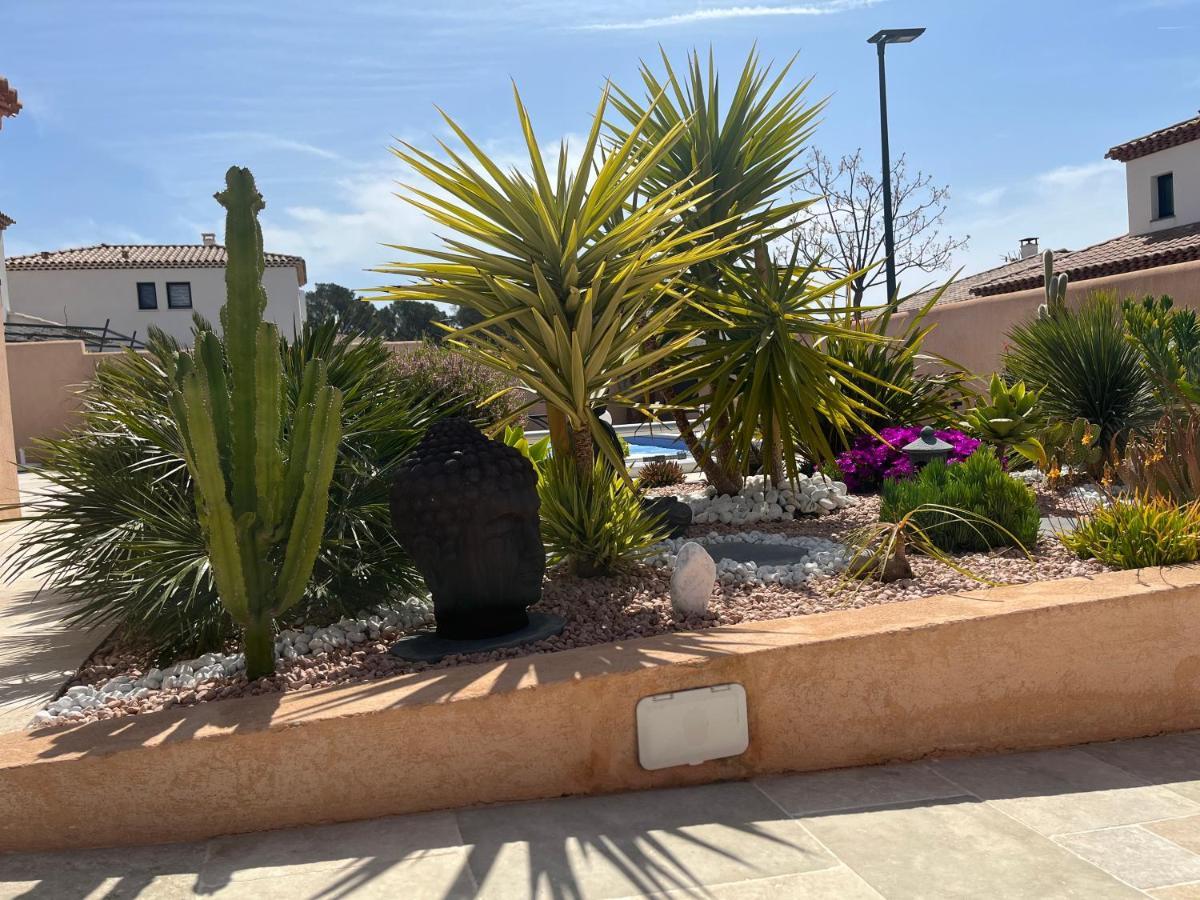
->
1004 292 1160 452
961 373 1045 464
375 84 738 477
607 48 824 493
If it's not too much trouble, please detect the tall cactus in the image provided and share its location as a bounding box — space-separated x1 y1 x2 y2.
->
168 166 343 679
1038 249 1069 319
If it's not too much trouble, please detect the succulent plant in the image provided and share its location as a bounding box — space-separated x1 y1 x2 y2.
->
1037 249 1069 320
638 458 686 489
168 166 343 679
961 373 1045 463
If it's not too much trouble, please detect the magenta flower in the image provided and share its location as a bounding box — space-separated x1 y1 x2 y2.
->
836 425 978 493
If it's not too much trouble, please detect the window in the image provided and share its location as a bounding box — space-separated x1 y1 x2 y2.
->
1154 173 1175 220
166 282 193 309
136 282 158 310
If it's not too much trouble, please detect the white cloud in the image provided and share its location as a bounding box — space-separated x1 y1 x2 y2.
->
576 0 881 31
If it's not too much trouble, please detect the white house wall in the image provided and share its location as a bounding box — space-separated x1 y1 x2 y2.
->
1125 140 1200 235
5 265 303 344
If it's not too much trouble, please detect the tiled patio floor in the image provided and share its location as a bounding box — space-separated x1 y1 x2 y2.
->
8 731 1200 898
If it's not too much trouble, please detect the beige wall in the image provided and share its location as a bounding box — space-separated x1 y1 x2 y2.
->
890 258 1200 378
5 340 127 459
7 265 303 345
1 564 1199 853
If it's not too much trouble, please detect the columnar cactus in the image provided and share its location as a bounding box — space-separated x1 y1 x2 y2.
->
1038 249 1069 319
168 166 343 679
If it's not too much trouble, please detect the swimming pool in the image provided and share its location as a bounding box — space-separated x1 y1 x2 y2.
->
624 435 688 459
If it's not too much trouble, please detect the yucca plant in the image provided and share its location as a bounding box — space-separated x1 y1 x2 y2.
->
638 458 686 488
608 48 824 493
375 84 737 477
539 455 669 577
961 373 1045 464
672 242 887 485
817 287 973 448
1063 493 1200 569
1004 291 1160 452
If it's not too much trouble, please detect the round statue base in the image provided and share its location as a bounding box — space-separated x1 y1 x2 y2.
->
388 612 566 664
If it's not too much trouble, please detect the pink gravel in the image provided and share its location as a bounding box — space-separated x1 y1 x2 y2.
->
49 487 1110 726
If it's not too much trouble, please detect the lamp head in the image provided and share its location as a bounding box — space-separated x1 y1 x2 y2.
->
868 27 926 45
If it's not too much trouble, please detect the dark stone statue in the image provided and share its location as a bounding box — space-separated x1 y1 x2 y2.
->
389 417 545 641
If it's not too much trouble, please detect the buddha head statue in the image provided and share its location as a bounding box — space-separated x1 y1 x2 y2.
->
390 417 545 639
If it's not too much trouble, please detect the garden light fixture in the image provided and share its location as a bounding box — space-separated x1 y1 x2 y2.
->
902 426 953 468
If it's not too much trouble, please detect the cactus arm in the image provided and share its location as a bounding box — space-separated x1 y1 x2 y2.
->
179 371 251 623
254 322 286 533
276 385 342 612
195 331 233 476
280 361 324 526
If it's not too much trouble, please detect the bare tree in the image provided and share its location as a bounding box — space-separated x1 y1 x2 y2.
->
788 148 968 314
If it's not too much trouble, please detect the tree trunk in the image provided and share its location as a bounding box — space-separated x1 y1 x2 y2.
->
765 414 786 487
671 409 742 496
243 618 275 681
570 424 594 478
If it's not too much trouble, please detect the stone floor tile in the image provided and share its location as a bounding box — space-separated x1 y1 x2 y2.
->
754 761 967 816
802 796 1141 899
1086 733 1200 804
1150 883 1200 899
932 747 1199 834
196 852 477 899
1056 825 1200 889
457 782 836 900
0 842 205 900
1149 815 1200 853
636 866 884 899
197 811 465 890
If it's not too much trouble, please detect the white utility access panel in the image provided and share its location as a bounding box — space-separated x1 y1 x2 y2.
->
636 683 749 770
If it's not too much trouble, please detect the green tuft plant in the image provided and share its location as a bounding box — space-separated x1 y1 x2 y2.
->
880 447 1041 553
1062 493 1200 569
638 458 686 488
960 373 1045 465
539 455 668 577
168 167 343 679
1004 291 1159 452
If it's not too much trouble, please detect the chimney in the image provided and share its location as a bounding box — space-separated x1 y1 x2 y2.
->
1019 237 1039 260
201 232 216 247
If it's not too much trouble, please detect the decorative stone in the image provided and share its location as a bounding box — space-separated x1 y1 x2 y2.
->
670 541 716 616
389 417 548 640
641 496 693 538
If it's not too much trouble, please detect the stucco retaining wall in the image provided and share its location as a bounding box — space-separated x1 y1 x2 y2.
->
1 565 1199 853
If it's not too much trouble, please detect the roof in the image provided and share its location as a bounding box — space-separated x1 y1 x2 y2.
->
899 254 1047 311
0 78 19 128
1106 112 1200 162
0 211 13 230
5 243 307 285
974 221 1200 296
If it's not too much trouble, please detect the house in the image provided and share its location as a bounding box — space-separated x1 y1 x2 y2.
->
895 112 1200 376
4 235 308 345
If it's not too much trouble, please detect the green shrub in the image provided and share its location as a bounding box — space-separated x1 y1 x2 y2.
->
9 320 465 663
539 455 668 577
1063 494 1200 569
1003 292 1159 451
880 447 1040 552
393 341 527 429
638 458 686 488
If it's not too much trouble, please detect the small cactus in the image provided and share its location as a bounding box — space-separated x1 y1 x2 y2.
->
1038 249 1069 319
168 166 343 679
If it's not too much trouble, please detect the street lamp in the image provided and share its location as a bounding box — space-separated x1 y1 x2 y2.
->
867 27 925 303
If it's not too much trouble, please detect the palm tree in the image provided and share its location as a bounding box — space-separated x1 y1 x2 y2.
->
374 84 737 476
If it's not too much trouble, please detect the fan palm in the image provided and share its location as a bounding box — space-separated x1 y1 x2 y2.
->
374 83 738 475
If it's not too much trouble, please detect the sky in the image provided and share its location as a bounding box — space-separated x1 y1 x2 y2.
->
1 0 1198 298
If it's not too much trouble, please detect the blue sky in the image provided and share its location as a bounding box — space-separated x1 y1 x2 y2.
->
1 0 1198 295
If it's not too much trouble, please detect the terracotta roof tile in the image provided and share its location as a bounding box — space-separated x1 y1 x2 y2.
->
1106 112 1200 162
0 78 20 127
0 211 13 230
898 253 1050 311
5 243 307 284
973 222 1200 296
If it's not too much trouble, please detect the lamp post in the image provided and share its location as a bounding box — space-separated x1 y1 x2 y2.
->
902 426 953 469
867 27 924 303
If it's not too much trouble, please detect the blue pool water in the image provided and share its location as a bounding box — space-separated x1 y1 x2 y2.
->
625 435 688 459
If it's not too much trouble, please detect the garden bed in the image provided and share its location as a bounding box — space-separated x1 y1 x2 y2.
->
34 486 1109 729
